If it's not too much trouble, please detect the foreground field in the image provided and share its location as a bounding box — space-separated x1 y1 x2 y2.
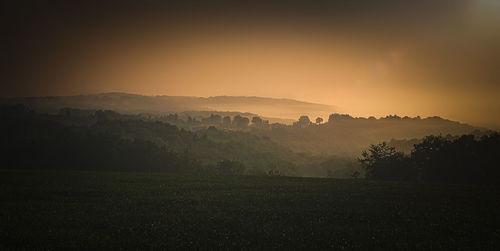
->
1 170 499 250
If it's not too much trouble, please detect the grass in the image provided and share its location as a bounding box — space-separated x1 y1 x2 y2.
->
1 169 499 250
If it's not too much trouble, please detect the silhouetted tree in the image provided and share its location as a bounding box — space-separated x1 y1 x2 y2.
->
315 117 323 125
294 115 311 128
202 114 222 126
166 113 179 122
252 116 263 127
328 113 354 123
232 115 249 129
222 116 232 128
360 133 500 183
411 134 500 184
359 142 418 180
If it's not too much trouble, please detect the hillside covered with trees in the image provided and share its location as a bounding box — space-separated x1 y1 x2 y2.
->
1 105 299 175
2 104 495 179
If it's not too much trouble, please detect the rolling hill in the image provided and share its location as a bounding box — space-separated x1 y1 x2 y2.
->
0 93 334 123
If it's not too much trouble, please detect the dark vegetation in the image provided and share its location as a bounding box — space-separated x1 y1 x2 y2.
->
2 93 487 156
256 114 486 156
2 104 495 179
360 134 500 184
0 92 328 124
2 103 499 249
155 111 486 157
0 105 297 175
1 170 499 250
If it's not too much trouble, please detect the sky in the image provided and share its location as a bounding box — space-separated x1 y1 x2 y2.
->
2 0 500 129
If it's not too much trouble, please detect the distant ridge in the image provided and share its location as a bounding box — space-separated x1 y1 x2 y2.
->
0 92 335 122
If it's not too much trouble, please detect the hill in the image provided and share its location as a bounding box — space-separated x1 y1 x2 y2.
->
255 114 487 156
0 92 333 123
0 105 299 175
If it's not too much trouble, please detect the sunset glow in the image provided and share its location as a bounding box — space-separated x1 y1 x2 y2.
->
3 1 500 128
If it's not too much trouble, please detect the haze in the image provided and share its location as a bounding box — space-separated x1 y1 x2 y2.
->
2 0 499 129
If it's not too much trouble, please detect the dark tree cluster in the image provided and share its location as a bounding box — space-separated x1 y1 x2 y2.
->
0 105 294 175
359 143 418 181
359 134 500 184
293 115 311 128
160 112 268 130
0 105 194 172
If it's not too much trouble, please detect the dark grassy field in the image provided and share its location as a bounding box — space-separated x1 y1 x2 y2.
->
1 170 499 250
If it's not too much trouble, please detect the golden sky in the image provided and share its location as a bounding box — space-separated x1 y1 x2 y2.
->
2 0 500 129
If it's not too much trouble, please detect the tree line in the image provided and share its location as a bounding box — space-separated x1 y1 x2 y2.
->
0 105 295 175
359 134 500 184
4 104 494 181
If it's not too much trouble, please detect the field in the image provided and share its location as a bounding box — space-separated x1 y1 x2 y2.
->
1 170 499 250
